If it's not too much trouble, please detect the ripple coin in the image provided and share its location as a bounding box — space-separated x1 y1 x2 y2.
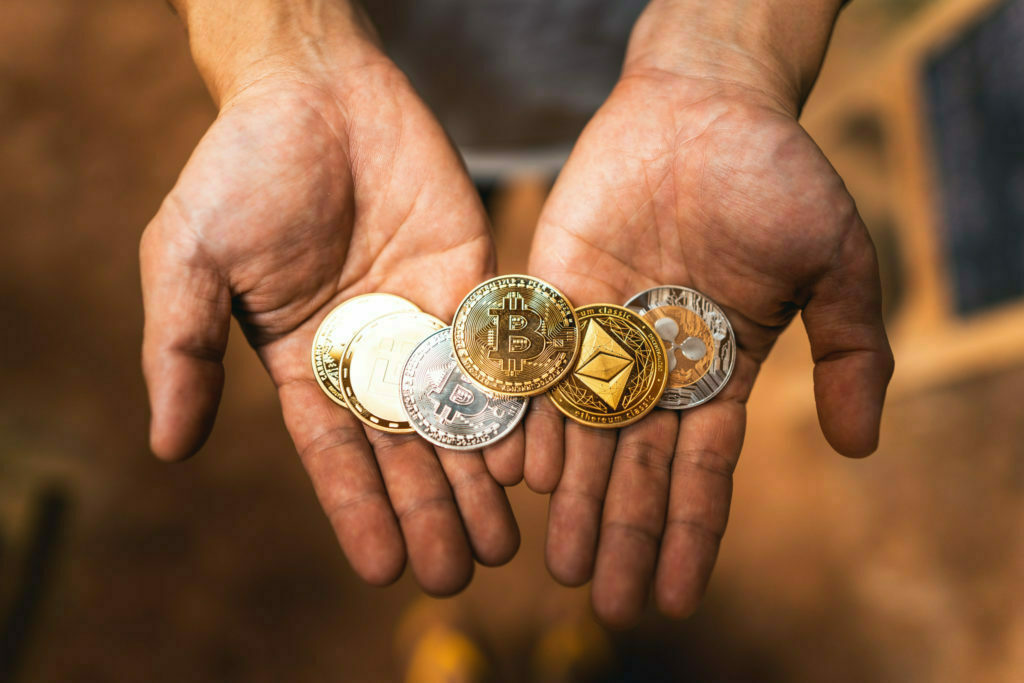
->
311 293 420 408
341 311 445 432
547 304 668 428
624 286 736 409
452 275 579 396
401 328 529 450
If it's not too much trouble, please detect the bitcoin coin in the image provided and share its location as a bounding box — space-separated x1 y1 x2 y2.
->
548 304 668 428
452 275 579 396
311 293 420 407
341 311 446 432
401 328 529 450
624 286 736 409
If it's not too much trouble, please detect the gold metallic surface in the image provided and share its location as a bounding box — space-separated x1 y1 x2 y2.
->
645 306 714 388
311 293 420 407
452 275 579 396
341 311 446 433
548 304 668 428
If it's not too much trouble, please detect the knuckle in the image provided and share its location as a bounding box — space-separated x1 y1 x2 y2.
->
673 447 736 480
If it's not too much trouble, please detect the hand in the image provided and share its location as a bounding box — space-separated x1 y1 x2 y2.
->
141 6 522 595
524 60 893 624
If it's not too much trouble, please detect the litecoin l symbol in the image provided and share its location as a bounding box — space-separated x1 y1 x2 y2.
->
432 364 488 423
488 293 545 374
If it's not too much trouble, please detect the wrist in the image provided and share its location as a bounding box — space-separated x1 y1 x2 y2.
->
622 0 845 115
170 0 384 106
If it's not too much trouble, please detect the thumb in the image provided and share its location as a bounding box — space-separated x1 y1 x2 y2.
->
802 218 895 458
140 205 231 461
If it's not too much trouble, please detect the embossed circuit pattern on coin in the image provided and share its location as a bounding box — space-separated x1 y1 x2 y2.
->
341 311 445 432
548 304 668 428
624 286 736 409
401 328 529 450
452 275 579 396
312 293 420 407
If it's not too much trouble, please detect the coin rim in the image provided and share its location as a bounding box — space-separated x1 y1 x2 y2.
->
311 293 420 409
340 310 445 433
451 274 581 397
623 285 736 410
400 327 530 451
547 303 669 429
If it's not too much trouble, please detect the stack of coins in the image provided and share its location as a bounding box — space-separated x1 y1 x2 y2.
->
311 277 736 448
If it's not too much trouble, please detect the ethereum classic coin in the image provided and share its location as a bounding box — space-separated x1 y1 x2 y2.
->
547 304 668 428
452 275 579 396
311 293 420 408
623 285 736 409
341 311 446 433
401 328 529 450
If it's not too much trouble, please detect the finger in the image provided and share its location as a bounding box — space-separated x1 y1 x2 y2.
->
802 220 894 457
545 422 617 586
140 215 231 461
653 397 744 619
482 423 525 487
436 448 520 566
367 431 475 596
524 395 565 493
279 379 406 586
591 411 679 628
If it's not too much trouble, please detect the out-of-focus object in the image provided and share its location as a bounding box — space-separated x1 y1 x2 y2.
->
802 0 1024 395
341 311 446 432
312 293 421 408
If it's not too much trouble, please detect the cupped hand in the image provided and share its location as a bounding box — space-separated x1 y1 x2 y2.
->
524 70 894 626
141 54 523 595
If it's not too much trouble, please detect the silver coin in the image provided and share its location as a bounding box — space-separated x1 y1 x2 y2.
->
624 286 736 409
401 328 529 450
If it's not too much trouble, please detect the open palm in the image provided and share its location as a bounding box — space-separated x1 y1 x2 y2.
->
141 64 522 595
525 71 894 626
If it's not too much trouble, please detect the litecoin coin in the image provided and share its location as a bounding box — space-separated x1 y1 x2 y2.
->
624 285 736 409
401 328 529 450
341 311 446 432
311 293 420 407
452 275 579 396
548 304 668 428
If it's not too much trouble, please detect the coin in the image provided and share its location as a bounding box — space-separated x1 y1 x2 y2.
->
401 328 529 450
624 286 736 409
452 275 580 396
341 311 446 433
547 304 668 428
311 293 420 407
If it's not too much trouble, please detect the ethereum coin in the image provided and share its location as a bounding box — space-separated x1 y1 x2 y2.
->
624 285 736 409
341 311 446 433
401 328 529 450
311 293 420 408
452 275 579 396
547 304 668 428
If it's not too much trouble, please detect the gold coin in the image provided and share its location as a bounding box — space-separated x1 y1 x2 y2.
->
341 311 446 433
452 275 579 396
547 304 668 429
311 293 420 407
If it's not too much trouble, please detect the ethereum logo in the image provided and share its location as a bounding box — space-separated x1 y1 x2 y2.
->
574 321 634 409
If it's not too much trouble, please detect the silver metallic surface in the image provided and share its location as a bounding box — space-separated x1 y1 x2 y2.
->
624 285 736 409
401 328 529 450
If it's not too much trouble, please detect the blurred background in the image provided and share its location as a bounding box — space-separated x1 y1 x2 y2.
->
1 0 1022 681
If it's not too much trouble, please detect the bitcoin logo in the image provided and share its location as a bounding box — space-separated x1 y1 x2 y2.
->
431 364 488 423
488 293 546 374
452 275 580 396
402 328 529 450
